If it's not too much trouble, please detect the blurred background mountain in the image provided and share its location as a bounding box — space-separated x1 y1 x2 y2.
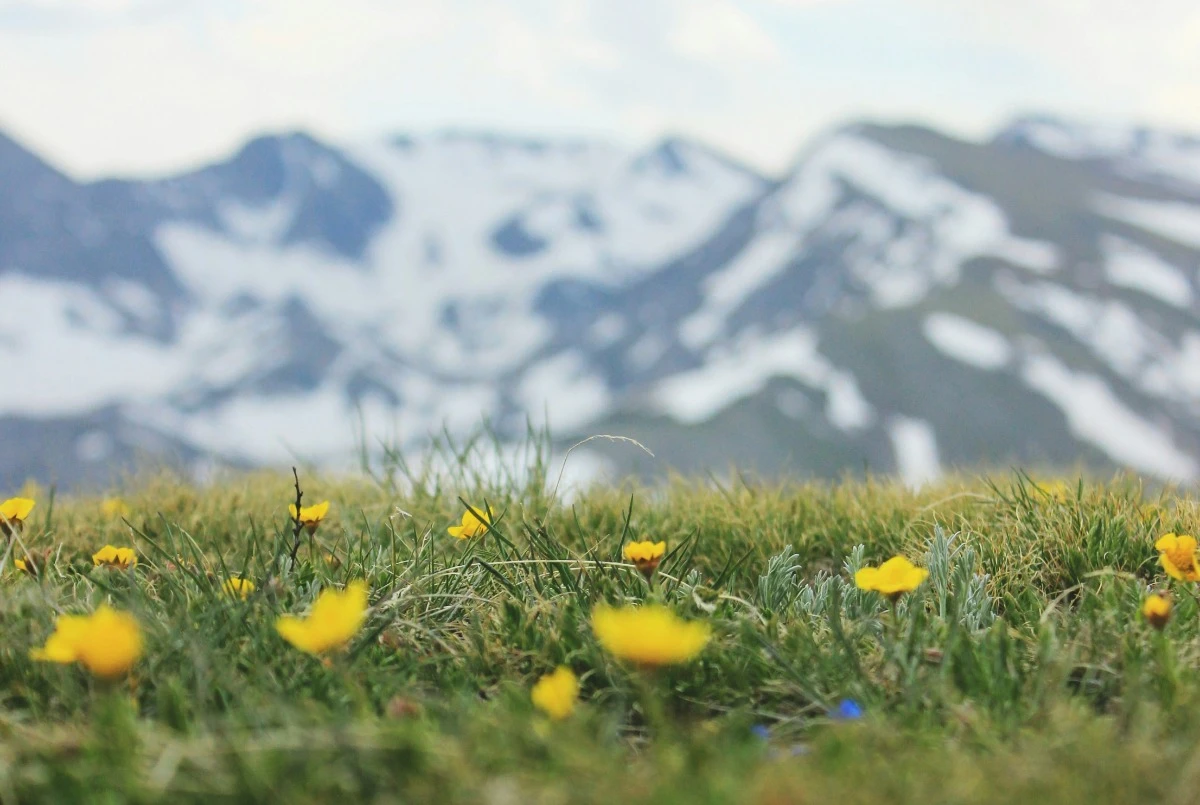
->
3 114 1200 489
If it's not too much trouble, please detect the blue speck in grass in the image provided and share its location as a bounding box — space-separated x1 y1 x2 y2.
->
832 699 863 720
751 724 771 740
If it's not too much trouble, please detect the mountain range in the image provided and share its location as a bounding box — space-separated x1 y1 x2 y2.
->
3 114 1200 489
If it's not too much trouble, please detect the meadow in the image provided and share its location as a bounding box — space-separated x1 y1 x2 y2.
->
0 441 1197 803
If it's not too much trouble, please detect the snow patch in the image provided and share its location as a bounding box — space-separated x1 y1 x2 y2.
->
996 276 1161 379
0 276 185 414
219 198 297 245
1101 235 1193 308
679 230 799 349
922 313 1012 370
825 372 873 431
651 329 873 429
888 416 942 487
104 279 161 323
1003 118 1200 190
516 353 610 433
627 333 668 372
1094 195 1200 249
588 313 625 347
768 134 1060 310
1021 353 1197 480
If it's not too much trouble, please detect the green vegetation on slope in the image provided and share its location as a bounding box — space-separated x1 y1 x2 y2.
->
0 447 1196 803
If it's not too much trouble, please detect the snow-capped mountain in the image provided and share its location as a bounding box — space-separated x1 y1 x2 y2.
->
3 117 1200 489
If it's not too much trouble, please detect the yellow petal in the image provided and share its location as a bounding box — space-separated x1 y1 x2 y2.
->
1156 533 1178 551
276 616 322 653
0 497 35 521
531 666 579 720
74 606 142 678
592 604 710 666
854 567 878 590
1161 552 1185 581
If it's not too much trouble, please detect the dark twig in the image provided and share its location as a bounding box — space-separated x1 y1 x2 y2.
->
288 467 304 571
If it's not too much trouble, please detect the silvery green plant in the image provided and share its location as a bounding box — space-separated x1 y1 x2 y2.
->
791 544 883 621
921 526 995 632
760 530 994 630
756 543 801 616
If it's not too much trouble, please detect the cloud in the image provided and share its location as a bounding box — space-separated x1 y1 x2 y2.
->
2 0 1199 180
756 0 844 5
667 0 782 65
924 0 1200 128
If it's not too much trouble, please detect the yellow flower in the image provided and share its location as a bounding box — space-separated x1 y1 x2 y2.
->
1142 594 1171 630
31 605 143 679
276 581 369 654
223 577 256 599
14 549 50 577
623 541 666 578
1034 480 1072 502
100 498 130 518
289 500 331 534
0 497 35 535
592 604 711 667
531 666 579 720
854 556 929 598
1156 533 1200 581
92 545 137 570
448 505 494 539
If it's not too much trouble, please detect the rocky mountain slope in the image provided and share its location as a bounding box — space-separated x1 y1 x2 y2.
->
3 115 1199 488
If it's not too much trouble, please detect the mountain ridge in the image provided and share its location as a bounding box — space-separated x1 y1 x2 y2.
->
3 114 1200 489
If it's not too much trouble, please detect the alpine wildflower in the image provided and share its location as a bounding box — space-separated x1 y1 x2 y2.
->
1142 594 1172 630
531 666 579 721
1156 533 1200 581
223 577 256 599
14 548 51 577
0 497 34 536
448 504 494 539
92 545 137 570
1034 480 1072 503
100 498 130 518
831 699 864 720
289 501 330 535
623 541 666 580
592 604 711 667
31 605 143 679
854 556 928 599
276 581 369 654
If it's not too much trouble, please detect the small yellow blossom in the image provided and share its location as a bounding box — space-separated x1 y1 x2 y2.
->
1156 533 1200 581
289 501 331 534
276 581 369 654
92 545 137 570
31 605 143 679
448 505 494 539
855 555 929 599
223 577 256 599
531 666 579 720
0 497 35 535
1034 480 1072 503
592 604 711 667
100 498 130 518
14 548 50 577
623 541 666 579
1142 594 1171 630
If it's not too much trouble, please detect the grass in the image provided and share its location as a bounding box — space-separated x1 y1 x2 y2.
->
1 439 1198 803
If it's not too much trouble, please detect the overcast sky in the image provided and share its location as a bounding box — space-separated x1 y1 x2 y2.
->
1 0 1198 179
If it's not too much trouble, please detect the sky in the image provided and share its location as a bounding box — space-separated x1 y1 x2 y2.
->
1 0 1198 179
